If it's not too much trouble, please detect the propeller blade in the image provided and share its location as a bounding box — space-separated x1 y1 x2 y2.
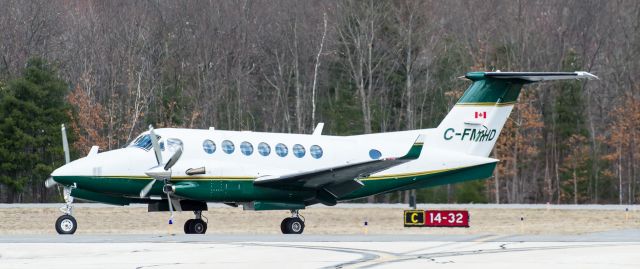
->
167 192 174 225
139 179 157 198
61 124 70 164
148 125 163 165
163 147 183 171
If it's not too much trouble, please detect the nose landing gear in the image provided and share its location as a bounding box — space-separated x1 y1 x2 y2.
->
281 210 305 234
55 186 77 234
184 210 207 234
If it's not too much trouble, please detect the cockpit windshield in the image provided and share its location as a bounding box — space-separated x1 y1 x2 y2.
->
128 134 161 151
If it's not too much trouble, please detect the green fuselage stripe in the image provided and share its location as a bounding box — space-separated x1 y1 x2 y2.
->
53 163 497 205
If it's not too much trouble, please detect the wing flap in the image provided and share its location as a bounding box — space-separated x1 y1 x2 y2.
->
324 179 364 197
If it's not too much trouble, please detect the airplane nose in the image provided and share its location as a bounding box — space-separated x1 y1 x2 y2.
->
50 161 80 187
51 162 74 177
51 155 95 178
52 148 155 178
51 164 66 177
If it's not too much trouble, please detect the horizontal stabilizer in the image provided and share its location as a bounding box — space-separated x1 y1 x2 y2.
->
465 71 598 82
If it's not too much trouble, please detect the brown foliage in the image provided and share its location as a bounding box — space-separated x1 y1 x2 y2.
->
66 85 108 155
559 134 590 204
493 91 544 203
602 95 640 203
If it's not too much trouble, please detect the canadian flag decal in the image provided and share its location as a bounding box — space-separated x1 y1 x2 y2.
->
474 111 487 119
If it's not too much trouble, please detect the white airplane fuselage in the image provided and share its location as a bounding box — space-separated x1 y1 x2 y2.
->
47 71 597 234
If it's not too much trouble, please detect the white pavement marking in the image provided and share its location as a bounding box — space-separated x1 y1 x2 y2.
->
0 241 638 269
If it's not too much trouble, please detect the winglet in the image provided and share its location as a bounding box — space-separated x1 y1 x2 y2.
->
399 134 425 160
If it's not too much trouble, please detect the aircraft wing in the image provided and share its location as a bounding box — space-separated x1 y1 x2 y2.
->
253 135 424 204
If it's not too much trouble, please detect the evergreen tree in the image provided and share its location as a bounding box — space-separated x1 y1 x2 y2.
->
554 50 590 203
0 58 70 202
554 50 588 141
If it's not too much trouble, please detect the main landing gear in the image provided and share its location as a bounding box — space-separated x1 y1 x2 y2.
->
55 186 77 235
281 210 305 234
184 210 208 234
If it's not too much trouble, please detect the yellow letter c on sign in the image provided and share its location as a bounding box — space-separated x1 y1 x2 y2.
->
411 212 418 223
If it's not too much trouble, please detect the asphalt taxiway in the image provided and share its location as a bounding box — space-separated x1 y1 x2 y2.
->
1 230 639 269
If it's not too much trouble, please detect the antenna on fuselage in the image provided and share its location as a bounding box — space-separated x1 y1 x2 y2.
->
312 122 324 136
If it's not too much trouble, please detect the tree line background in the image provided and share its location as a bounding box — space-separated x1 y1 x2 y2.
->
0 0 638 204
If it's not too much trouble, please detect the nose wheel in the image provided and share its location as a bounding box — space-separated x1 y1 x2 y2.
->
184 210 207 234
281 210 305 234
55 215 77 234
55 186 77 235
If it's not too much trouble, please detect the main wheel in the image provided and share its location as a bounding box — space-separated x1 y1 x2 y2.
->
55 215 77 235
280 217 292 234
281 217 304 234
184 219 194 234
189 219 207 234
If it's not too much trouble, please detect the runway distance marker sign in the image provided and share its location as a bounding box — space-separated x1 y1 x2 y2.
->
404 210 470 228
404 210 425 227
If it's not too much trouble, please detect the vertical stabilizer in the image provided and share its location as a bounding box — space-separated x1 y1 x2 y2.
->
429 71 597 157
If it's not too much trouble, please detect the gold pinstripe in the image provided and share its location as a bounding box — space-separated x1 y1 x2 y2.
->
80 165 477 182
97 175 255 181
455 102 515 107
362 165 471 181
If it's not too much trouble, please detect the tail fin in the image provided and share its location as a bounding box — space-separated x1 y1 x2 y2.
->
431 71 597 157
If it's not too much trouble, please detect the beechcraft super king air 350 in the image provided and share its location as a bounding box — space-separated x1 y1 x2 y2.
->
45 71 597 234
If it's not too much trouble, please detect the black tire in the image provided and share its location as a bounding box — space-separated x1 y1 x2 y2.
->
280 217 292 234
282 217 304 234
184 219 194 234
55 215 77 235
189 219 207 234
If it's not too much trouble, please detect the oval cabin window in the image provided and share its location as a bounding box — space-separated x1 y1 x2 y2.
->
222 140 235 154
258 142 271 156
240 141 254 156
293 144 306 158
310 145 323 159
275 143 288 157
369 149 382 159
202 140 216 154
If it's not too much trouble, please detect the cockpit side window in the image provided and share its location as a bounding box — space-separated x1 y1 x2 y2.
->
128 134 161 151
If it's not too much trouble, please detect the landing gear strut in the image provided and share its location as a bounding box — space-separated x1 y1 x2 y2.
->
55 186 77 234
184 210 207 234
281 210 305 234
